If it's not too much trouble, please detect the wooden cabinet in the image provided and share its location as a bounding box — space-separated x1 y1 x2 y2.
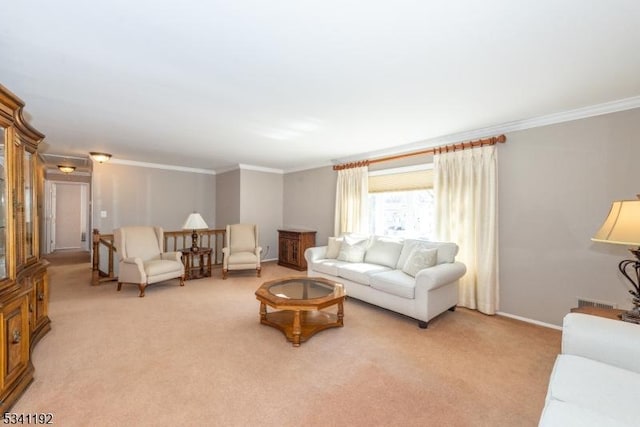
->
1 295 31 395
0 84 49 411
278 229 316 271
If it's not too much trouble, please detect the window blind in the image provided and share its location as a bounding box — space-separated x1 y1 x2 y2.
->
368 169 433 193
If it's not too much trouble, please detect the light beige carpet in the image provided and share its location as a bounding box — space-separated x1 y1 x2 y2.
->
15 261 560 426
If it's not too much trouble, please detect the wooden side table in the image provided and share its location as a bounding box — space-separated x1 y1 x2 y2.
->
180 248 212 280
570 306 625 321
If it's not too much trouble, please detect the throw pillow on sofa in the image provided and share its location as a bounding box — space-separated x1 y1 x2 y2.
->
364 236 403 268
402 247 437 277
337 239 367 263
326 237 343 259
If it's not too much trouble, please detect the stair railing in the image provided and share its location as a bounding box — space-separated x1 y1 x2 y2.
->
91 228 226 285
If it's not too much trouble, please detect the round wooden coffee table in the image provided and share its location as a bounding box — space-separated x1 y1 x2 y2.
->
255 276 346 347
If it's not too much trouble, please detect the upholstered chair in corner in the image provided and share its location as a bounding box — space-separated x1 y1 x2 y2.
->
113 226 185 297
222 224 262 279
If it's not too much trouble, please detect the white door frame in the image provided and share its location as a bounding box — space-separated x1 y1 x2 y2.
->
44 180 90 253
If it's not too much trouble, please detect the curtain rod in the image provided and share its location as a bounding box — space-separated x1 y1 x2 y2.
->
332 134 507 171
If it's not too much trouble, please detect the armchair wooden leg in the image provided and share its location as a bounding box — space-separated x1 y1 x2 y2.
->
117 282 123 291
449 306 456 312
418 321 429 329
180 275 185 286
222 269 228 279
257 267 261 278
138 283 146 298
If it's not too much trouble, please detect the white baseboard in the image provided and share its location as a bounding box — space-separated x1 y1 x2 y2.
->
496 311 563 331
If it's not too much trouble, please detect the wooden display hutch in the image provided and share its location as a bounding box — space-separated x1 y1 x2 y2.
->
278 229 316 271
0 85 50 411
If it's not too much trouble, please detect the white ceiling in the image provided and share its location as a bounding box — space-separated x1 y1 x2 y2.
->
2 1 640 173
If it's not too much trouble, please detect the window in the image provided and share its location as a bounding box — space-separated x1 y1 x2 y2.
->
368 166 435 239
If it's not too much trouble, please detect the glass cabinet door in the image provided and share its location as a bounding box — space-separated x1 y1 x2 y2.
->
0 128 6 279
23 149 34 260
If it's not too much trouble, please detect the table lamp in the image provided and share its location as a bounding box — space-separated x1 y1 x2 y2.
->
182 213 209 251
592 198 640 323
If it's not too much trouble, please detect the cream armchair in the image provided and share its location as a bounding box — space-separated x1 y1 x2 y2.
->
222 224 262 279
114 226 185 297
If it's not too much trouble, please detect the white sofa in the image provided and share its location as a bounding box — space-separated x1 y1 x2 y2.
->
539 313 640 427
304 235 466 328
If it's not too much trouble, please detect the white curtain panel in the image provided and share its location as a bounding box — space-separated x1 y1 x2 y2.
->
334 166 369 236
434 145 499 314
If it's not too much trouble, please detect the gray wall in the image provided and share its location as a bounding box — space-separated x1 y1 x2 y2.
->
215 169 241 229
282 107 640 326
92 162 216 233
240 169 283 261
283 166 336 246
499 108 640 325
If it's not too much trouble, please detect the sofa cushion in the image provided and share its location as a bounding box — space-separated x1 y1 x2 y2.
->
396 239 458 269
369 270 416 299
337 239 368 263
539 400 628 427
337 263 391 285
326 237 343 259
311 259 350 276
402 247 437 277
544 354 639 426
364 236 403 268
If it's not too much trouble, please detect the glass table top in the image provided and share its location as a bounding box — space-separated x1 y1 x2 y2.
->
267 278 338 300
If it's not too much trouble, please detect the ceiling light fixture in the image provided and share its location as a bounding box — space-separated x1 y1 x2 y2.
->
89 152 112 163
57 165 76 174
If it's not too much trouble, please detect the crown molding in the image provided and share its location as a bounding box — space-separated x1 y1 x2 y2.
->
215 163 284 174
284 161 334 174
109 158 216 175
332 95 640 165
238 163 283 174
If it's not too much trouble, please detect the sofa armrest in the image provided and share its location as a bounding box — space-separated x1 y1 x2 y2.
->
305 246 328 264
562 313 640 373
161 251 182 262
415 262 467 292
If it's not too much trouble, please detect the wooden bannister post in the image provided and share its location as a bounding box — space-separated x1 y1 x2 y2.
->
92 229 101 286
108 245 114 279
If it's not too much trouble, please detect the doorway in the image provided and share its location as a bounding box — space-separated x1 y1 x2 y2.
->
44 181 90 253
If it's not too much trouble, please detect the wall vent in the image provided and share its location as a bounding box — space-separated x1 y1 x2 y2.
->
576 298 617 310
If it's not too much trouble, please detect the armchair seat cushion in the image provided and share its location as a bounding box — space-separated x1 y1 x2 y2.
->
145 259 184 276
228 251 258 264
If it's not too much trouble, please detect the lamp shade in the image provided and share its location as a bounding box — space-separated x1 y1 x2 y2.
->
592 200 640 246
182 213 208 230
